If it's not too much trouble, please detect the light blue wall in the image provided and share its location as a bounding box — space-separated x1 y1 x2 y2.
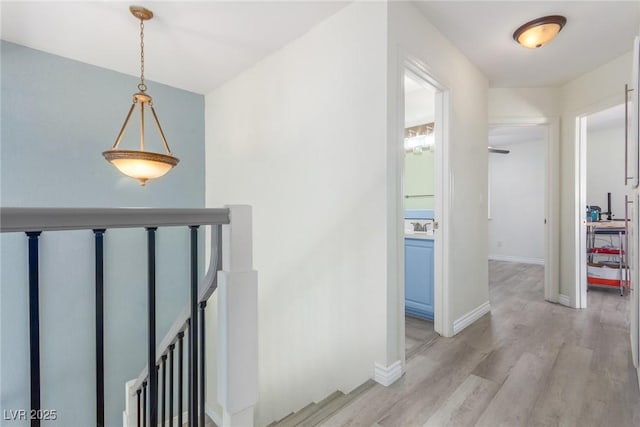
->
1 41 204 206
1 41 205 426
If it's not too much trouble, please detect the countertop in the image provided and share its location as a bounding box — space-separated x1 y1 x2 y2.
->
405 232 434 240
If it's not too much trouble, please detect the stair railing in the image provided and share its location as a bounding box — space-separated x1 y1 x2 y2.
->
0 205 258 427
124 221 221 427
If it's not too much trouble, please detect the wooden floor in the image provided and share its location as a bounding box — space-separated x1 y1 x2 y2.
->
319 261 640 427
405 315 438 360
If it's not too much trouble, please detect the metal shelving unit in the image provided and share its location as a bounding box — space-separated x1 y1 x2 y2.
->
587 220 628 295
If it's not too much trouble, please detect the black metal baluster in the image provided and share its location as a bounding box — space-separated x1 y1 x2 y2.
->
162 355 167 426
136 389 141 427
187 318 192 425
178 331 184 426
26 231 42 427
142 381 147 427
199 301 206 427
169 344 174 427
157 363 161 424
189 226 199 427
93 229 106 427
147 227 158 427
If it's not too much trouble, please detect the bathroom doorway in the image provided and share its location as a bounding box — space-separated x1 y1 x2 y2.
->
402 69 441 356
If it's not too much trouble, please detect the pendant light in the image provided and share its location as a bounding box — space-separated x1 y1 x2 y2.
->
103 6 179 186
513 15 567 49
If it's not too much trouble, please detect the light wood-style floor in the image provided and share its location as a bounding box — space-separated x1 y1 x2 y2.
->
319 261 640 427
405 315 438 360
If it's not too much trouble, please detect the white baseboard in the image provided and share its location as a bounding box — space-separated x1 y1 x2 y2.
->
489 255 544 265
205 402 223 426
453 301 491 335
558 294 571 307
374 360 403 386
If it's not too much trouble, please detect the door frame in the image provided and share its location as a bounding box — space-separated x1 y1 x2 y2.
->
574 96 625 308
398 56 451 344
488 117 560 303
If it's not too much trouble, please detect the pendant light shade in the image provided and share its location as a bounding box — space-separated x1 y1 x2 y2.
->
104 151 178 185
513 15 567 49
103 6 179 186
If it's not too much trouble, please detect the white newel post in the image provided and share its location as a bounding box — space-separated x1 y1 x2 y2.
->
218 205 258 426
123 380 136 427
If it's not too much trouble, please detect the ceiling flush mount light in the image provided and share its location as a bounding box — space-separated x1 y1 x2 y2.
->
103 6 179 186
513 15 567 49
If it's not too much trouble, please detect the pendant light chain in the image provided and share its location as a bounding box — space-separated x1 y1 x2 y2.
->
138 18 147 93
104 6 179 186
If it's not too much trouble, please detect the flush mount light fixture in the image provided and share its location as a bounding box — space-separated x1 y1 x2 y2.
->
513 15 567 49
103 6 179 186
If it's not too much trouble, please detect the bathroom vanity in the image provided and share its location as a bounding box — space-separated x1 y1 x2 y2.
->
405 209 435 320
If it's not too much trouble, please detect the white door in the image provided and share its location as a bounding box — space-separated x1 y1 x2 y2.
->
629 35 639 374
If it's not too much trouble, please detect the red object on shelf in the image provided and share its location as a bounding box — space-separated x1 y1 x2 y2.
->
589 247 625 255
587 277 622 287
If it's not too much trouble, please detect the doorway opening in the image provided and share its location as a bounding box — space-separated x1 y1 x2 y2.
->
403 71 438 356
401 65 447 358
576 103 629 309
488 125 547 264
487 124 548 306
487 118 559 306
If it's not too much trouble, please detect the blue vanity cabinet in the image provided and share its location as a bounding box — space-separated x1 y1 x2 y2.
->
405 238 434 320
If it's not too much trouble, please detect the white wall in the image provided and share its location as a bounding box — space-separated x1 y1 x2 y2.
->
489 87 560 120
488 139 545 263
388 1 490 341
205 2 493 422
587 125 626 220
561 51 633 301
204 2 388 425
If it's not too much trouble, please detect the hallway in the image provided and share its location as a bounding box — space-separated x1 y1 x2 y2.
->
320 261 640 427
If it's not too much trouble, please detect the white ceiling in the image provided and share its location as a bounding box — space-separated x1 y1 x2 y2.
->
1 1 639 94
0 1 348 94
415 1 640 87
